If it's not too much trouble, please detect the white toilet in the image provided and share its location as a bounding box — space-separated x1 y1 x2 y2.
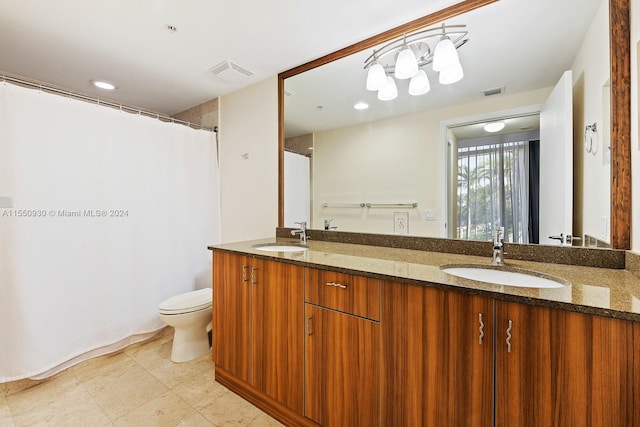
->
158 288 212 362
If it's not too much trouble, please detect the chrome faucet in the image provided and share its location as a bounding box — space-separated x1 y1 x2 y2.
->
491 227 505 266
324 219 337 230
291 221 308 244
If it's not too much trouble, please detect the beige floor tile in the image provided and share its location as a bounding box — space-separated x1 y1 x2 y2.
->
113 390 195 427
247 413 285 427
0 396 15 427
123 328 172 359
7 370 110 427
175 411 214 426
171 368 226 411
75 354 168 420
198 389 263 426
70 350 132 383
126 334 213 389
3 378 46 397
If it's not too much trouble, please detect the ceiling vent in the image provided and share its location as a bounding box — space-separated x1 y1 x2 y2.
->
210 60 254 83
482 86 505 97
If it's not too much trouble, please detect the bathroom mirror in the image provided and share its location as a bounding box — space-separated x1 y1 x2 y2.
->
278 0 630 249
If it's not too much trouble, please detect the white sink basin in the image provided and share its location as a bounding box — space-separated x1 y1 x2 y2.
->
441 265 566 288
253 244 308 253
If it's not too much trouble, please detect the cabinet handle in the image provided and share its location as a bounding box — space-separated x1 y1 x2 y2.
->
306 317 313 336
506 319 513 353
325 282 347 289
478 313 485 345
251 268 257 286
242 265 249 283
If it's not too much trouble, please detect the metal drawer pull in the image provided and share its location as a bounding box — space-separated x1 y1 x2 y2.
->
478 313 485 345
325 282 347 289
306 317 313 336
242 265 248 283
506 320 513 353
251 268 257 286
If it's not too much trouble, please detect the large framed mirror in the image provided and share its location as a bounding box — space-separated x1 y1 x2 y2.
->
278 0 630 249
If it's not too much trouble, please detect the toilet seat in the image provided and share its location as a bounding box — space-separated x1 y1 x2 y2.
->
158 288 212 315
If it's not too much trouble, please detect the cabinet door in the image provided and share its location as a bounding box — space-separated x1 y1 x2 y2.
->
251 259 304 413
212 251 251 382
305 304 380 426
381 281 493 426
495 301 638 426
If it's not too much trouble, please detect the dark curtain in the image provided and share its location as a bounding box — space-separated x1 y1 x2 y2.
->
528 140 540 243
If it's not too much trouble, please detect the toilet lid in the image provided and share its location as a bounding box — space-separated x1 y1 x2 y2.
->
158 288 212 314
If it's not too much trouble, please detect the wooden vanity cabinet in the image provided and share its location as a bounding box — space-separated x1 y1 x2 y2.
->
382 281 640 427
304 269 381 426
381 281 494 427
212 251 305 413
495 301 638 426
212 253 640 426
212 251 251 382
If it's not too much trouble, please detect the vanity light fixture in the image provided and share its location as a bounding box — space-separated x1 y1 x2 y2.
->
484 121 506 133
91 80 117 90
364 23 468 101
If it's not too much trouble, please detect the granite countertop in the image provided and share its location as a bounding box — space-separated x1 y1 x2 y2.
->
209 238 640 322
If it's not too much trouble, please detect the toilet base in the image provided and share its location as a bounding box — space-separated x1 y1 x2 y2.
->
169 322 211 363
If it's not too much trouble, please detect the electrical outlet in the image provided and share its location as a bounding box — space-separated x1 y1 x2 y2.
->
425 209 436 221
394 212 409 235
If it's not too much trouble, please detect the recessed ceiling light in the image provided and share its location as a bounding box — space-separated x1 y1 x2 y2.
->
91 80 117 90
484 122 505 133
354 102 369 110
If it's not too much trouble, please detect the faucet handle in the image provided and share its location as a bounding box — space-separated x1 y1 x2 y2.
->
294 221 307 229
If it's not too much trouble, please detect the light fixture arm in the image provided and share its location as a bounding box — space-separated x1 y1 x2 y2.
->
363 23 468 72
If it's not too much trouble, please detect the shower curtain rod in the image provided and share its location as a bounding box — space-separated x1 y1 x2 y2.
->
0 73 217 133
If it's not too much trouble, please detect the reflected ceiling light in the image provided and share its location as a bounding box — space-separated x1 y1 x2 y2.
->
409 70 430 96
395 36 419 79
366 57 387 91
484 122 506 132
439 61 464 85
91 80 117 90
364 22 468 101
354 102 369 110
378 76 398 101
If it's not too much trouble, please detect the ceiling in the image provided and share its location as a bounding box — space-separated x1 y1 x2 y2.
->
0 0 469 116
283 0 602 140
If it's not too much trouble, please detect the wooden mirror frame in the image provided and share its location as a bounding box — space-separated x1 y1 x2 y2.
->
278 0 631 249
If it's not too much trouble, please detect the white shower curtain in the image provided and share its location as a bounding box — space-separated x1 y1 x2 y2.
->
0 82 221 381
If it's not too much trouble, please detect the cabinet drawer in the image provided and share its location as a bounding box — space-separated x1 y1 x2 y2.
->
305 269 380 321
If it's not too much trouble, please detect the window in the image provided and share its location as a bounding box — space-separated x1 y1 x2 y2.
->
457 140 538 243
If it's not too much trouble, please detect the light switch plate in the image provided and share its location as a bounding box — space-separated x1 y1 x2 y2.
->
425 209 436 221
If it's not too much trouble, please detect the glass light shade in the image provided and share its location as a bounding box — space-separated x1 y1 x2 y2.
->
378 76 398 101
408 70 430 96
433 36 460 72
394 47 419 79
439 61 464 85
366 62 387 91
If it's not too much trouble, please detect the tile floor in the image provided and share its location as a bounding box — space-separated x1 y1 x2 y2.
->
0 328 283 427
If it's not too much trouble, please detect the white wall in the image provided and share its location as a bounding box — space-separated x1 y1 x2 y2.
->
312 88 551 237
219 77 278 243
571 0 611 242
631 0 640 251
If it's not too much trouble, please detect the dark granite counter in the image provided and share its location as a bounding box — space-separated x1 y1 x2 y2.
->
208 237 640 322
